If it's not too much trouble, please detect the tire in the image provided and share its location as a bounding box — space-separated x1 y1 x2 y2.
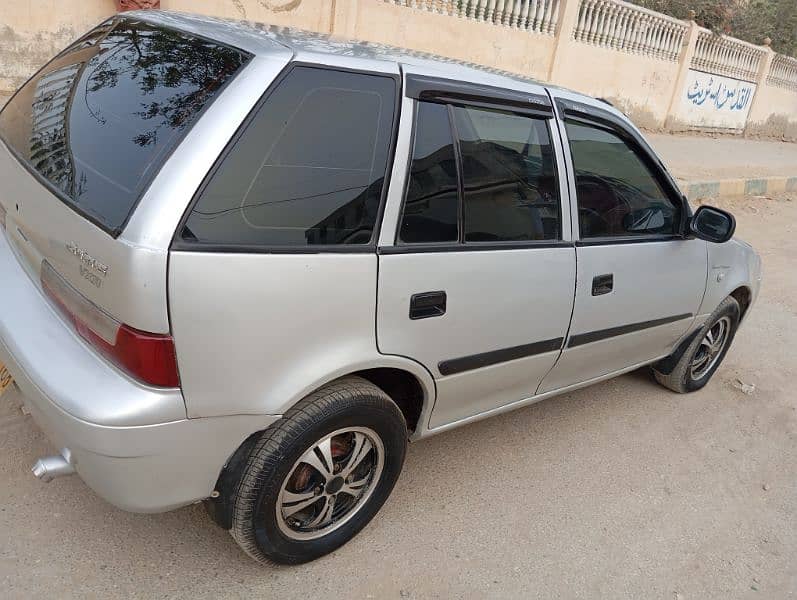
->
229 376 407 565
653 296 740 393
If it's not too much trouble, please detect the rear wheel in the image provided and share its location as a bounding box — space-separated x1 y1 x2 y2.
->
653 296 740 393
229 376 407 564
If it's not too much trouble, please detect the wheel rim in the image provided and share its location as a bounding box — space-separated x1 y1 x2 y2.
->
275 427 384 541
690 316 731 380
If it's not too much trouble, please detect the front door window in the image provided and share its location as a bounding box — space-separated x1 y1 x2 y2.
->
565 122 679 239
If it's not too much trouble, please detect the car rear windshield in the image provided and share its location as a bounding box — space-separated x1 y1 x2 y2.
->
0 18 251 235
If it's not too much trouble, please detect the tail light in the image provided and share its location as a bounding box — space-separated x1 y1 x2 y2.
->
40 260 180 387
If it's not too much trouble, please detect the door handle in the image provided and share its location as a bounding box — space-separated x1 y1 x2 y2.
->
409 291 447 320
592 274 613 296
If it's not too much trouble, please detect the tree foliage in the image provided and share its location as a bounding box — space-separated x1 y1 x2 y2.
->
630 0 797 56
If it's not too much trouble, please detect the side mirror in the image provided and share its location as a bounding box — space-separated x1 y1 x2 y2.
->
689 205 736 243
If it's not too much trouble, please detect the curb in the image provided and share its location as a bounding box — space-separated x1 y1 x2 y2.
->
680 175 797 199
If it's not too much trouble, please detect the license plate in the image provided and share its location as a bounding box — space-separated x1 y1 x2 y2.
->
0 361 13 397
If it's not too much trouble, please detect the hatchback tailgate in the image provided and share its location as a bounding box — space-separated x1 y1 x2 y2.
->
0 142 169 333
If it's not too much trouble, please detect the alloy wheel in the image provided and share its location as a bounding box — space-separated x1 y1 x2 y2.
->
690 316 732 380
275 427 384 541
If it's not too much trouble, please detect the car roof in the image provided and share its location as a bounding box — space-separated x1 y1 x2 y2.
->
129 10 622 119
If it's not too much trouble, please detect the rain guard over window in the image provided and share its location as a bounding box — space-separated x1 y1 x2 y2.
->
0 18 251 235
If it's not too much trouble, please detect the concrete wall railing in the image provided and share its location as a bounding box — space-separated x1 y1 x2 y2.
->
767 54 797 92
383 1 562 35
691 28 765 82
2 0 796 139
573 0 687 61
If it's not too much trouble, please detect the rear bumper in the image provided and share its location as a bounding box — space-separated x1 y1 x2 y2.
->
0 231 279 512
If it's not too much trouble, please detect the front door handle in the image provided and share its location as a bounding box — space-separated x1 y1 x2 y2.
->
409 291 447 320
592 274 613 296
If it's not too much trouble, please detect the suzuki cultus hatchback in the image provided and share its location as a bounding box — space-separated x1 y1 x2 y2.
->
0 11 761 564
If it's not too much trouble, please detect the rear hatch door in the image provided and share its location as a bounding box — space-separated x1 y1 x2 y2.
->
0 16 252 334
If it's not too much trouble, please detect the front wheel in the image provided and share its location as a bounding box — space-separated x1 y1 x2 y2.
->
229 376 407 564
653 296 740 393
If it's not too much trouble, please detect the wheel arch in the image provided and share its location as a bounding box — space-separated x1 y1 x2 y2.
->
729 285 752 321
655 289 747 376
205 358 435 530
271 355 437 433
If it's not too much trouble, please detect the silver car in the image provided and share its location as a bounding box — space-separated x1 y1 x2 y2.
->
0 11 761 564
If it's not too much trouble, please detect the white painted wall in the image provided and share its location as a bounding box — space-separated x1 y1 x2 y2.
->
676 70 756 130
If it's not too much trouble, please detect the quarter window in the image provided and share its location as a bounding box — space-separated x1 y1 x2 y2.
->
566 122 679 239
183 67 396 247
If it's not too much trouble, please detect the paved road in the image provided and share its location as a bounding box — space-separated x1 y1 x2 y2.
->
2 194 796 598
648 133 797 182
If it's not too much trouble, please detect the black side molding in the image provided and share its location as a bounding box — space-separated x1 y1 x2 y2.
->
567 313 693 348
438 338 564 376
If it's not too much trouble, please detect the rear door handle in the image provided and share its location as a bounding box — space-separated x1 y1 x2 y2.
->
409 291 447 320
592 274 613 296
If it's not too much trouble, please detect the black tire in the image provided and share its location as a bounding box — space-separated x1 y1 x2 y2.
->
229 376 407 565
653 296 740 393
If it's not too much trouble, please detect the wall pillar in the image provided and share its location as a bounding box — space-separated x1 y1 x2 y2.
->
664 16 699 129
744 39 775 135
116 0 159 9
546 0 581 83
330 0 360 37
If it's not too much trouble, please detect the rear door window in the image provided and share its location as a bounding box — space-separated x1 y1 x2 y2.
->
0 18 250 235
398 100 560 245
453 106 559 242
182 67 397 248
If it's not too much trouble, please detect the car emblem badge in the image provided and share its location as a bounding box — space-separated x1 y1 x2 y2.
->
66 242 109 279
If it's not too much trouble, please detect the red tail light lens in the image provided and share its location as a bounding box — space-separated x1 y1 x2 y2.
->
40 260 179 387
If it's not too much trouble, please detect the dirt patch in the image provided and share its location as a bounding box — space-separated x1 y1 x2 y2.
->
744 113 797 142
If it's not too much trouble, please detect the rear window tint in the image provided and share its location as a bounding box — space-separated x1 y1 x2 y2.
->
0 18 250 235
181 67 396 248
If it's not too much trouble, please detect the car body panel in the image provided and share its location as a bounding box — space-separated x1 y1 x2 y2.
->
168 251 435 418
538 239 707 393
0 141 173 334
2 365 279 512
377 247 576 429
699 237 762 320
0 226 185 426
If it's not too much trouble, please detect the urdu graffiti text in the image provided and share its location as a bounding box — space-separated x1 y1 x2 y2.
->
686 77 753 111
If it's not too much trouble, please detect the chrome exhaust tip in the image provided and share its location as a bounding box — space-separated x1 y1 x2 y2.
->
31 449 75 483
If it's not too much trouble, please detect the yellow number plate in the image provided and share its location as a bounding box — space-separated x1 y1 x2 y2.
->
0 361 13 397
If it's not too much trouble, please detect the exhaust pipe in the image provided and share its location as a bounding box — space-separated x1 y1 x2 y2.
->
31 448 75 483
